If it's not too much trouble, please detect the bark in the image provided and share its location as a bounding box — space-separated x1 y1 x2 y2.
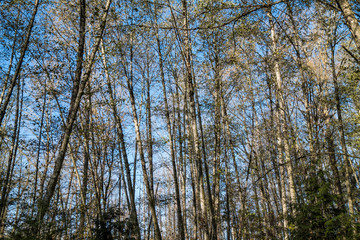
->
274 98 289 240
224 160 231 240
335 0 360 53
146 75 154 194
267 8 295 239
213 70 221 239
78 87 90 238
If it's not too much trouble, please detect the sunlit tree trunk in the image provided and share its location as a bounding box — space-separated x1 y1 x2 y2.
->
121 40 162 240
154 11 186 238
335 0 360 52
37 0 112 227
267 7 296 239
101 42 141 239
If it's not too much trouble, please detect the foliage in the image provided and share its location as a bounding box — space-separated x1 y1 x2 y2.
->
290 172 356 239
91 207 137 240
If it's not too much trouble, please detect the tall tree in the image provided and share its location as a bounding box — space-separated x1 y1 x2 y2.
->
37 0 112 227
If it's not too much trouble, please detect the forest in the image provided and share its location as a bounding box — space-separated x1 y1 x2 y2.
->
0 0 359 239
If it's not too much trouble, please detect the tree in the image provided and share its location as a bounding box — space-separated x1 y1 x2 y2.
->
0 0 359 239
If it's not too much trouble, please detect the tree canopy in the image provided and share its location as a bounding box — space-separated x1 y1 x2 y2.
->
0 0 359 239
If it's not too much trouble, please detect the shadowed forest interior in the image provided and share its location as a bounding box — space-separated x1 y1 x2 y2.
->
0 0 360 239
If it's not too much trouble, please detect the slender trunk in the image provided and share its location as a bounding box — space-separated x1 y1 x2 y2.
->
100 42 141 239
267 8 293 239
0 0 40 126
265 76 283 219
335 0 360 52
193 52 218 239
39 107 52 200
154 15 185 238
146 102 154 191
121 44 162 240
324 106 343 202
32 75 47 215
145 54 154 194
330 44 355 216
175 72 189 239
213 74 221 240
219 92 245 238
78 87 91 238
194 76 217 239
224 159 231 240
275 98 289 240
37 0 111 225
267 5 296 210
0 77 22 236
208 26 222 240
0 9 20 107
180 1 209 238
285 0 317 176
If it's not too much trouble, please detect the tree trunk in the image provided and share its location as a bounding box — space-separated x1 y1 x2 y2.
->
0 0 40 126
37 0 112 226
267 8 296 239
101 42 141 239
330 43 355 216
335 0 360 53
121 42 162 240
0 76 22 236
154 9 186 237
